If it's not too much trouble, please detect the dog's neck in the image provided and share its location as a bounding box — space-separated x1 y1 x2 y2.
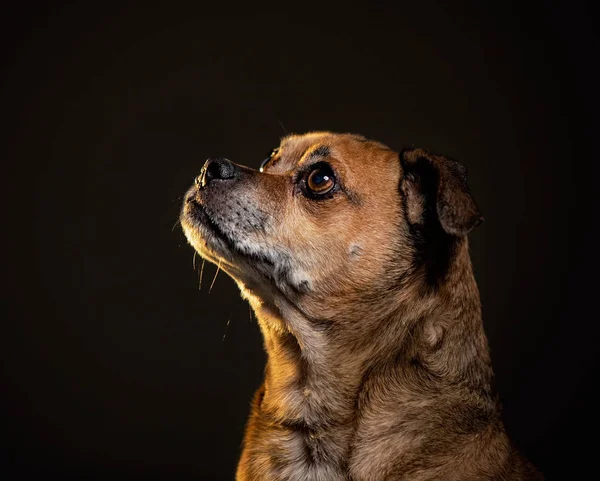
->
241 237 496 450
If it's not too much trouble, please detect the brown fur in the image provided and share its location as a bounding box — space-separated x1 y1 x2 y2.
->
180 132 544 480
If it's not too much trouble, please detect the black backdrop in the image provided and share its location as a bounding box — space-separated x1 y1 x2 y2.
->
2 2 597 480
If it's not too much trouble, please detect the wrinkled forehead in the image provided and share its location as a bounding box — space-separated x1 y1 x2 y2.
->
271 131 396 174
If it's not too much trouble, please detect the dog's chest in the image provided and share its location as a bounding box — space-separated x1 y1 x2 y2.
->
258 425 350 481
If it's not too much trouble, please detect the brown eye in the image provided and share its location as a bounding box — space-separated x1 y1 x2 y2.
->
306 165 335 195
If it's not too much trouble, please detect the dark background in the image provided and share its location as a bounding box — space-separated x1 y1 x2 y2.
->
2 1 597 480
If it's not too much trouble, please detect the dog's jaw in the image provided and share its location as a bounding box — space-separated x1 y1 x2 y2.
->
181 181 297 298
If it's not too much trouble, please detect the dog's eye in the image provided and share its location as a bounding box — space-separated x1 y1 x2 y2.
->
306 164 335 195
260 148 279 173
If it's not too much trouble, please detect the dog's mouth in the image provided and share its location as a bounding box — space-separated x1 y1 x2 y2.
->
181 184 314 304
188 198 224 239
182 192 236 255
181 189 278 271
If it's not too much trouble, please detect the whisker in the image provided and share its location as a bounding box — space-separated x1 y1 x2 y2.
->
249 303 253 321
198 259 205 290
209 259 222 293
172 219 181 232
222 312 232 342
193 251 197 271
277 119 288 135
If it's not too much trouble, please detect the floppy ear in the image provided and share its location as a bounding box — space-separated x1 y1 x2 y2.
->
400 148 483 236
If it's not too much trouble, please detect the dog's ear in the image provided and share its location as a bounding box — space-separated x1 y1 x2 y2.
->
400 148 483 236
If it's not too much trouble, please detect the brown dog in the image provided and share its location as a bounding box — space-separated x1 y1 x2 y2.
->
180 132 543 480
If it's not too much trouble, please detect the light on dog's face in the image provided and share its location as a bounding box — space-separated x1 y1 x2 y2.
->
181 132 408 313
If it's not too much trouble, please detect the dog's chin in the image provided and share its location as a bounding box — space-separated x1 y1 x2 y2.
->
180 199 236 264
180 194 311 303
180 199 277 286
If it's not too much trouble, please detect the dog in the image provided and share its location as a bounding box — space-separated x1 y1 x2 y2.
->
180 132 544 480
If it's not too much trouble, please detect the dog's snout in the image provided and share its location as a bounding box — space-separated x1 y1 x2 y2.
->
196 157 237 187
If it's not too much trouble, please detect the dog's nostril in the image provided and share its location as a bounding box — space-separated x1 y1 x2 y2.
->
203 157 237 185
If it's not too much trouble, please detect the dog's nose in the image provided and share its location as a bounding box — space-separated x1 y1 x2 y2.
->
196 157 237 187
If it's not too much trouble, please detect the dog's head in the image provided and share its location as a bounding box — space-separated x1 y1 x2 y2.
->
180 132 482 322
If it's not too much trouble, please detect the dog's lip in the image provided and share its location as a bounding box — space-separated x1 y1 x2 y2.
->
186 197 227 241
184 194 279 274
186 195 256 263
